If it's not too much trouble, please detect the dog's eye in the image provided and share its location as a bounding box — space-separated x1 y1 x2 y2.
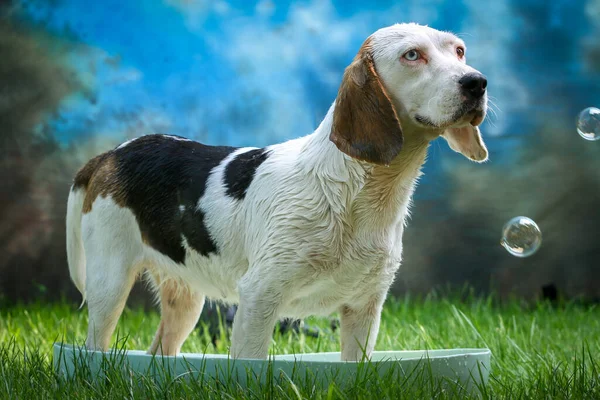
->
456 47 465 58
403 49 420 61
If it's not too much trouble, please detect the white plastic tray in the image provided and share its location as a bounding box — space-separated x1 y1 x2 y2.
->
53 343 491 391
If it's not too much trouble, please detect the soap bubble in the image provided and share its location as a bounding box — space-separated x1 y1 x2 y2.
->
577 107 600 141
501 216 542 258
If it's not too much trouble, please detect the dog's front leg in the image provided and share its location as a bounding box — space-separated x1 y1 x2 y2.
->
339 292 387 362
229 274 283 359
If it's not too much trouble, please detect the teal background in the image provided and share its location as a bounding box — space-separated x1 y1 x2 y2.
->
1 0 599 303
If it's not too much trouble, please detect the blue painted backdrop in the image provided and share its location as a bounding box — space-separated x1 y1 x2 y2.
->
1 0 599 302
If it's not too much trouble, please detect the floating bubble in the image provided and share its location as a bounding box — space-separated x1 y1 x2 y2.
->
576 107 600 141
500 216 542 258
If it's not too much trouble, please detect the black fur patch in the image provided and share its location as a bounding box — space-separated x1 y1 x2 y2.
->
112 134 237 263
224 148 270 200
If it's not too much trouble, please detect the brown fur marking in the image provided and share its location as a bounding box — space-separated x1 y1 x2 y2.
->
330 38 404 166
73 153 108 190
74 151 127 213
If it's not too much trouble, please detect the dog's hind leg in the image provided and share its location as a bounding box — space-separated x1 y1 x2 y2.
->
84 255 138 352
148 279 205 356
82 199 143 352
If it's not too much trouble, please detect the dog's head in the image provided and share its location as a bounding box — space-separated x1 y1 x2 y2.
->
331 23 488 166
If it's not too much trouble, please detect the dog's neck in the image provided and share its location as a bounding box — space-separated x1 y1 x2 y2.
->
298 103 430 224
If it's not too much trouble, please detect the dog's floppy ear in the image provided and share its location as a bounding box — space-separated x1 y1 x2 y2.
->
330 42 403 166
442 124 488 163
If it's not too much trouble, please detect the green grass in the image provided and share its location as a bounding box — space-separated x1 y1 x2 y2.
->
1 293 599 399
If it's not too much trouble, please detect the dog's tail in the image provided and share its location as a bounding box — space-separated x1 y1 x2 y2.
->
66 186 87 309
67 154 108 309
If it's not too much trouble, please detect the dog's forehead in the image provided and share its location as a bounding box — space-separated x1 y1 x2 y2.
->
369 23 463 54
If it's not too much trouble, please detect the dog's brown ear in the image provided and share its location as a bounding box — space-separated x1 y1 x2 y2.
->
330 44 403 166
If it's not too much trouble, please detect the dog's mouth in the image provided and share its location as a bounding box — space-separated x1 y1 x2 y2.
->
414 114 439 128
415 102 486 129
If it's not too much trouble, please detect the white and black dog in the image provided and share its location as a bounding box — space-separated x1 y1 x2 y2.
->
66 23 488 361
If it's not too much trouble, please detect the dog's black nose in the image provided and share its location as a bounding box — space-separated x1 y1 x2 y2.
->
459 72 487 99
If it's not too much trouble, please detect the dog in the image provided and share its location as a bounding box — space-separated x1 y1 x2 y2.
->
66 23 488 361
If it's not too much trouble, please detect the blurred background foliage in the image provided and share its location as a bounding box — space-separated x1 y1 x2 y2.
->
0 0 599 305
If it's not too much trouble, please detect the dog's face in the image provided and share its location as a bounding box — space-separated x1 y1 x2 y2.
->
371 23 487 132
331 23 489 166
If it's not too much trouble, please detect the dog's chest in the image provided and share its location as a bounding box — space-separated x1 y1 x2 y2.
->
278 174 416 317
281 219 405 318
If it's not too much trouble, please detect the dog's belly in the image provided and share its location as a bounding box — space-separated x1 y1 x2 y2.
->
144 246 388 319
142 246 246 302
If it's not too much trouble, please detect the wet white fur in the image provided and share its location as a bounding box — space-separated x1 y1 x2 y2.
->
66 23 488 360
